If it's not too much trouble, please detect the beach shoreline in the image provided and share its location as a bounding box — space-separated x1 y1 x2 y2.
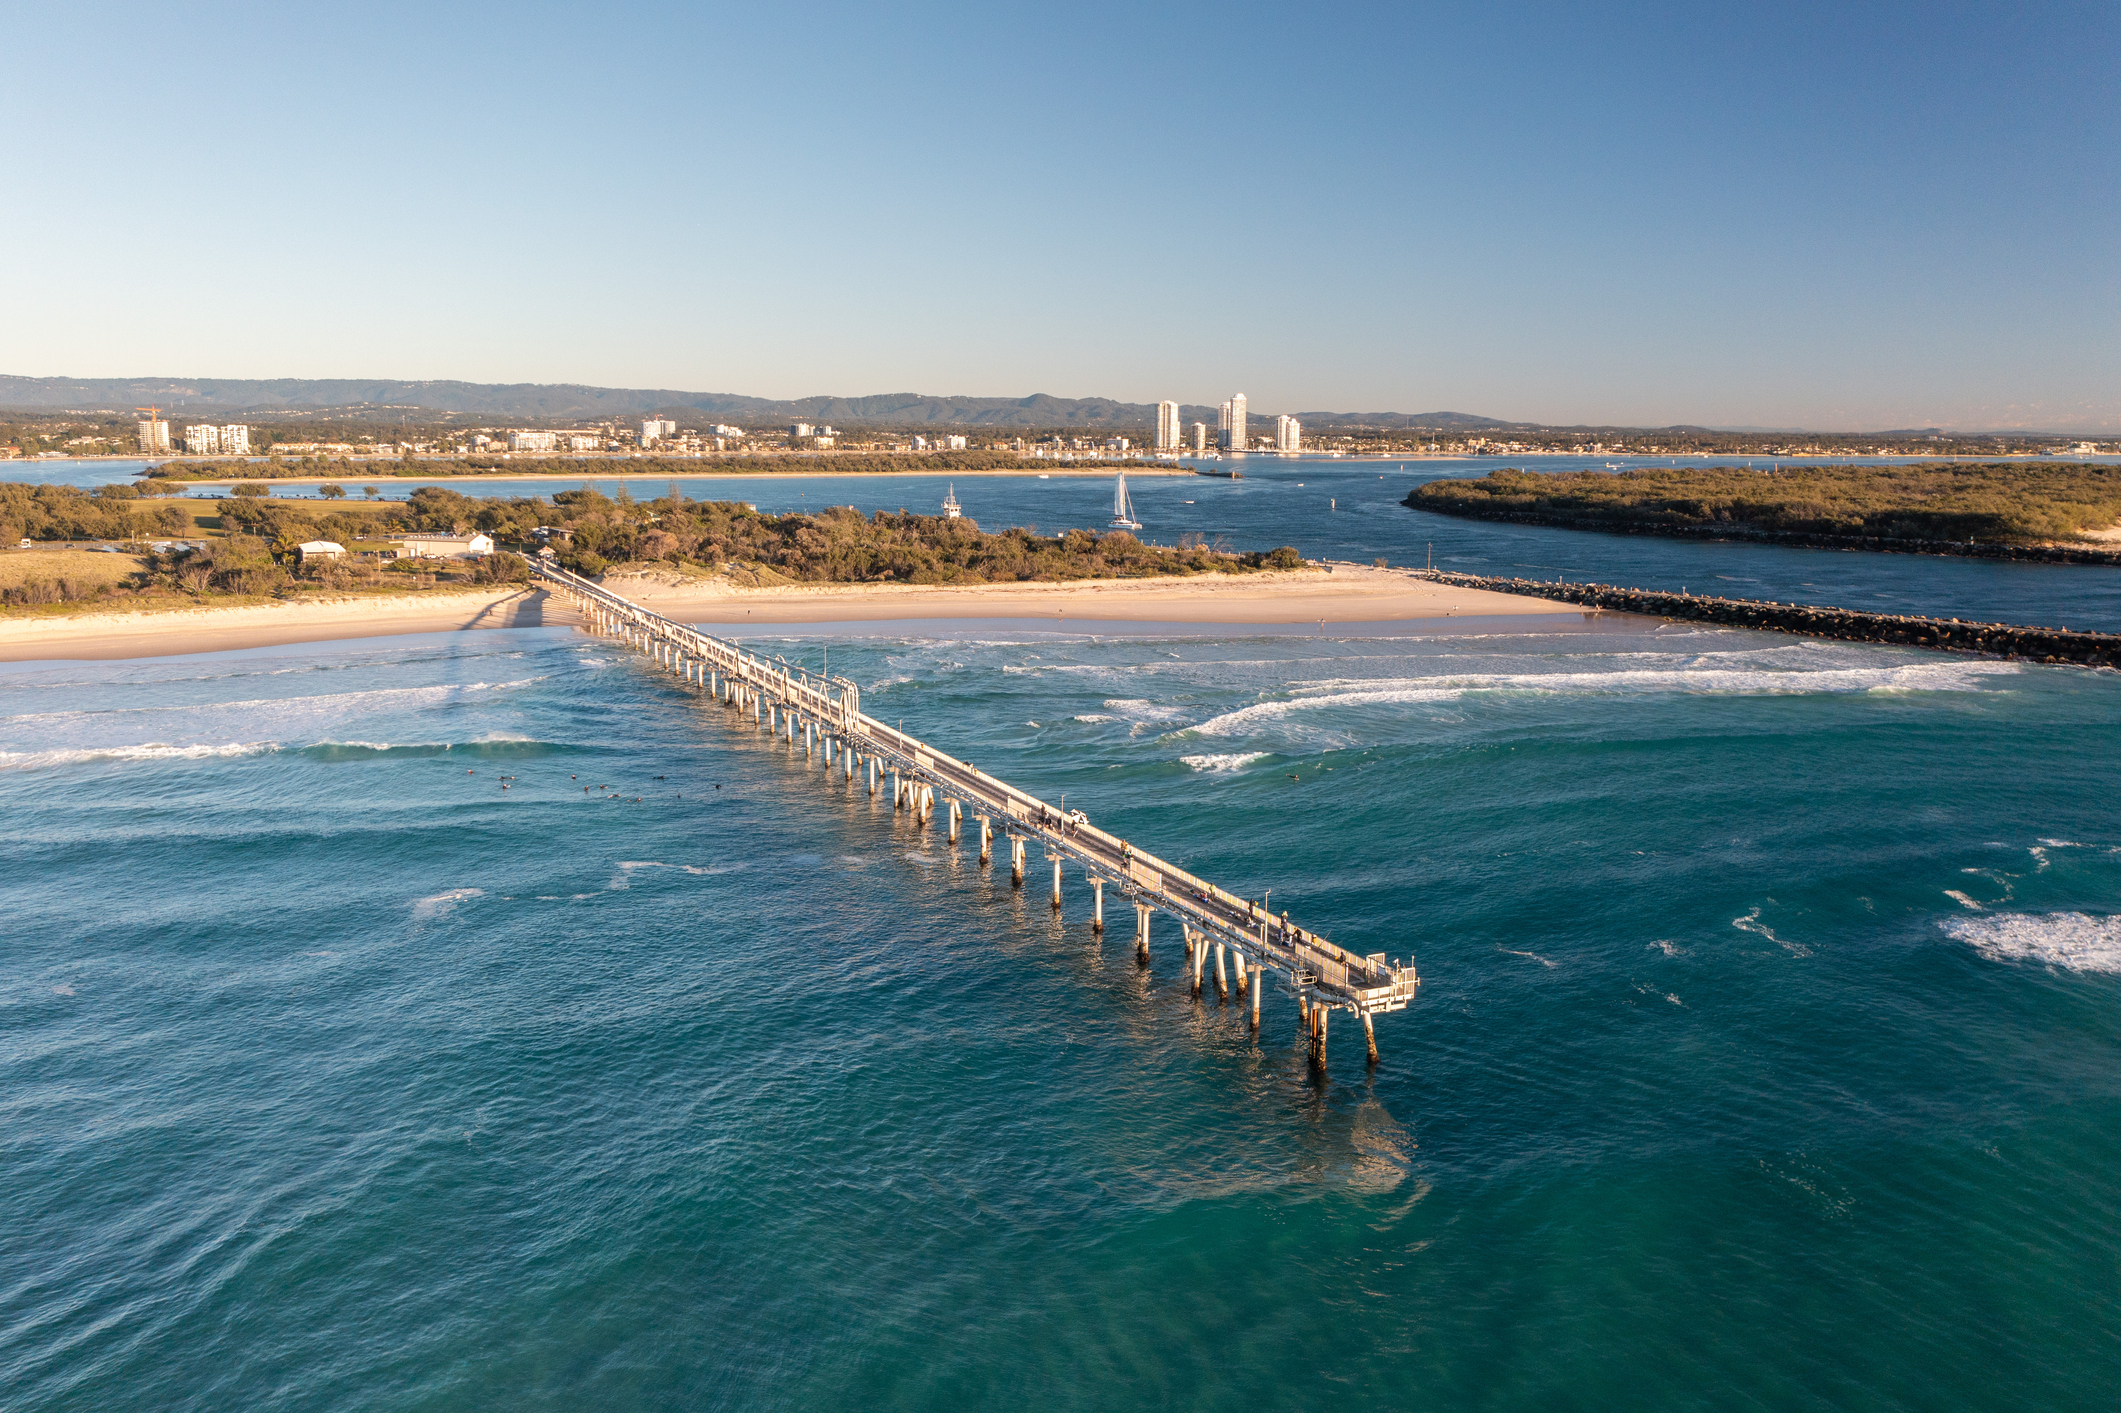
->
0 566 1581 660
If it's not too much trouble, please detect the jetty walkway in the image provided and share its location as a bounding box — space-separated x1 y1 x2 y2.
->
532 562 1420 1065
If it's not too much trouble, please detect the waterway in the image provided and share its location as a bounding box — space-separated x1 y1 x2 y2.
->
14 454 2121 630
5 599 2121 1407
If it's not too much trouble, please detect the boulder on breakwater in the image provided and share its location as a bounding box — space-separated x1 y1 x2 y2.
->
1419 570 2119 667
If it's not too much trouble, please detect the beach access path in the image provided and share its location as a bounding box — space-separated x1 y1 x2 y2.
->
0 565 1580 661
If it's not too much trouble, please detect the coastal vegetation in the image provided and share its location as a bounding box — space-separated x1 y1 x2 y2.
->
1409 462 2121 546
2 481 1299 614
390 486 1295 582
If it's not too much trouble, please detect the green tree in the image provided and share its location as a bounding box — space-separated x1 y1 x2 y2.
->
319 483 346 500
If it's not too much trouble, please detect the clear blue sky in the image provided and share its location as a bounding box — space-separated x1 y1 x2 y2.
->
3 1 2114 430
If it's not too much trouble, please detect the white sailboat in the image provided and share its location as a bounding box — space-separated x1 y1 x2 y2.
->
941 483 961 518
1109 469 1142 529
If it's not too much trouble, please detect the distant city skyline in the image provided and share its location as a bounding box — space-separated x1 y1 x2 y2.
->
2 2 2113 430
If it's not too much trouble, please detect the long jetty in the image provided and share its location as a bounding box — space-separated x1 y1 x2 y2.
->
1421 570 2121 668
532 562 1420 1065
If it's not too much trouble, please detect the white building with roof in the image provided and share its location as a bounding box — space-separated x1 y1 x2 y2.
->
400 532 495 560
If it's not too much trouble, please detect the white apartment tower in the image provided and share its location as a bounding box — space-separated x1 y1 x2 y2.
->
1192 422 1207 454
1275 415 1301 452
1155 400 1180 450
183 424 221 455
1218 394 1247 451
136 418 170 453
221 424 250 456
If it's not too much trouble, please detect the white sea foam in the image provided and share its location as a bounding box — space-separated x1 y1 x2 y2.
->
614 860 744 884
1072 713 1118 723
1181 752 1268 772
1500 947 1558 968
1942 912 2121 973
1943 890 1984 910
412 887 483 919
1183 658 2019 738
1648 939 1684 956
51 984 76 996
1733 906 1811 957
0 741 274 771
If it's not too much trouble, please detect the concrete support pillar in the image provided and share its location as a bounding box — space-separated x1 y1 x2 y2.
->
805 721 814 756
978 815 992 864
1090 877 1104 932
1135 903 1151 965
1010 836 1025 888
891 770 902 808
868 757 878 796
1363 1013 1379 1066
948 799 961 843
1252 968 1262 1029
1234 951 1248 997
919 786 934 824
1215 943 1230 1002
1311 1006 1329 1069
1051 856 1063 909
1188 927 1203 996
844 745 854 781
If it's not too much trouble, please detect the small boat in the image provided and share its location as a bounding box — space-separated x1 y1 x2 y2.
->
941 484 962 518
1109 469 1142 529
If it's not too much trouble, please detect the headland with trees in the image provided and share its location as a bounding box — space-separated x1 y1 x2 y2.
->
1407 462 2121 560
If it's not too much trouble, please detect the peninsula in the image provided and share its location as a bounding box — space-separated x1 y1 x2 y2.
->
1408 461 2121 560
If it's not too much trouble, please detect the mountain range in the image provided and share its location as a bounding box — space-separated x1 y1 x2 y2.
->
0 376 1510 430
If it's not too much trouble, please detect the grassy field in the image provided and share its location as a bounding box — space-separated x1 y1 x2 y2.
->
0 550 151 591
1409 462 2121 545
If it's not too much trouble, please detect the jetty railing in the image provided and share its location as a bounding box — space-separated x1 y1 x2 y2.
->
530 561 1419 1065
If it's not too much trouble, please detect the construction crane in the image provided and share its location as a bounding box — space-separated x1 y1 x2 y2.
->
133 406 166 454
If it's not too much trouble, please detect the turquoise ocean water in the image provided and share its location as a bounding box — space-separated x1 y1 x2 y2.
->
6 463 2121 1408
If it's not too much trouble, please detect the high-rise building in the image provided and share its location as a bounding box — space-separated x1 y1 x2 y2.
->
641 418 678 442
183 425 221 455
1218 394 1247 451
1275 415 1301 452
136 419 170 453
509 431 558 452
1155 400 1180 450
1192 422 1207 454
791 423 815 438
220 425 250 456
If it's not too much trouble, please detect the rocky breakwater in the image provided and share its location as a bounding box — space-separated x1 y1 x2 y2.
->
1420 570 2120 667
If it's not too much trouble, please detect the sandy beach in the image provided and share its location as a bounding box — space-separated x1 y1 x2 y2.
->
0 566 1575 661
610 564 1580 627
0 588 558 662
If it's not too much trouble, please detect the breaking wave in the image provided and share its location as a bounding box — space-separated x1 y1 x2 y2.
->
1181 752 1269 772
1941 912 2121 973
1184 658 2019 737
0 742 273 771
